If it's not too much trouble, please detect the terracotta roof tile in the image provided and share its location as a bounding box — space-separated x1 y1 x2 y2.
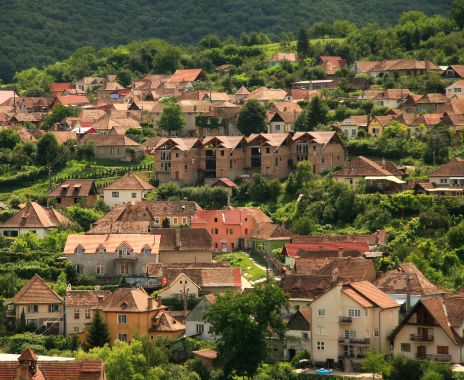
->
247 87 287 102
93 204 154 224
283 242 370 257
268 52 298 62
0 202 70 229
12 274 63 304
96 287 165 312
429 157 464 177
79 134 140 147
354 61 379 73
86 221 151 234
211 178 237 188
155 228 212 251
279 274 348 300
147 262 230 277
235 85 250 95
48 179 98 198
343 281 399 308
133 201 202 216
193 349 218 359
334 156 393 177
103 172 154 191
315 258 375 282
65 290 112 306
433 99 464 115
170 69 207 83
150 311 185 332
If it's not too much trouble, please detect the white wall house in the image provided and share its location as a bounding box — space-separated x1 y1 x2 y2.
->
103 172 154 208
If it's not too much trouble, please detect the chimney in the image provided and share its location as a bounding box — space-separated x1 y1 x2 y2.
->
319 245 324 251
338 247 344 257
376 230 380 244
332 269 339 282
97 295 104 302
194 105 197 112
148 297 153 309
284 107 287 112
157 295 162 307
382 157 385 167
176 228 181 249
95 285 101 290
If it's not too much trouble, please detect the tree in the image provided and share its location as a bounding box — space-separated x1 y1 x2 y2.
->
292 217 316 235
42 103 80 130
236 99 267 135
293 110 308 132
0 129 21 150
451 0 464 29
296 27 311 59
448 221 464 249
203 280 289 379
162 217 171 228
384 120 410 138
158 103 187 136
362 348 389 380
199 35 222 49
13 67 53 96
9 195 23 210
295 161 315 187
332 20 357 37
86 308 110 348
78 139 96 167
20 308 26 333
37 132 60 166
125 127 144 143
306 95 329 131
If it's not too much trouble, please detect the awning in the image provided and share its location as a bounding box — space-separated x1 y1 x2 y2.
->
364 175 405 184
386 176 406 184
450 177 464 180
365 176 388 180
427 188 463 192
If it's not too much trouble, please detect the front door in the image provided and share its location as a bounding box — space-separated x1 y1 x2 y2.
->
417 346 426 359
422 328 428 341
222 242 227 253
46 322 59 335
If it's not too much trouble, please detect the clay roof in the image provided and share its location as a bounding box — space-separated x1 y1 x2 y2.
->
192 210 250 225
429 157 464 177
79 134 140 147
446 65 464 78
150 100 212 114
51 83 74 92
373 263 444 296
103 172 154 191
53 95 90 106
370 59 439 72
204 294 217 304
10 113 45 122
201 135 247 150
153 137 203 153
211 178 237 188
235 207 273 224
315 258 375 282
86 221 151 234
342 281 399 309
76 77 105 85
193 349 218 359
63 234 160 254
95 287 165 312
12 274 63 304
147 262 230 277
393 112 418 126
441 114 464 127
0 202 70 229
176 90 208 101
150 311 185 332
252 223 296 240
433 99 464 115
295 248 362 260
170 69 206 83
346 115 369 126
373 89 411 100
279 274 348 300
354 61 379 73
409 113 444 126
283 242 370 257
16 129 38 143
99 82 125 91
268 52 298 62
235 85 250 95
155 228 212 251
142 136 163 148
133 201 202 216
374 161 406 176
18 347 38 361
0 90 19 105
247 87 287 101
48 179 97 198
65 289 112 306
94 204 153 224
416 93 447 104
335 156 396 177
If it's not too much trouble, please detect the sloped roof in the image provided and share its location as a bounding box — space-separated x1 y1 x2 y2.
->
0 90 19 105
334 156 393 177
283 242 370 257
342 281 399 309
156 228 212 251
150 311 185 332
133 201 202 216
18 347 38 361
48 179 97 198
96 287 165 312
247 87 287 101
279 274 348 300
252 223 296 240
64 234 160 254
354 61 379 73
86 221 151 234
65 289 112 306
103 172 154 191
268 52 298 62
80 134 140 147
416 93 447 104
16 129 38 143
148 262 230 277
373 263 445 296
12 274 63 304
170 69 206 83
373 89 411 100
193 349 218 359
94 204 153 224
235 207 273 224
235 85 250 95
429 157 464 177
53 95 90 105
433 99 464 115
192 210 249 225
315 257 375 282
0 202 70 229
409 113 444 126
211 178 237 188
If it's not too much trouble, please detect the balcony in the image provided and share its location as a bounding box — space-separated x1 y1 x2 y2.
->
339 316 352 324
408 318 438 326
416 354 451 362
338 337 370 345
409 334 434 342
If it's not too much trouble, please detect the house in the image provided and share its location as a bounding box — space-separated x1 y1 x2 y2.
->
92 287 173 344
19 97 49 113
268 52 298 67
400 94 424 114
414 94 448 113
314 257 378 282
75 77 105 92
327 78 369 92
0 201 70 238
284 90 322 102
148 264 241 294
290 80 333 90
390 295 464 363
291 230 387 248
185 294 218 341
356 90 382 102
267 108 296 133
433 98 464 115
441 113 464 130
310 281 399 368
0 89 20 105
64 233 160 279
3 274 64 334
65 287 112 335
409 114 444 135
373 263 445 314
0 348 105 380
155 273 201 300
334 156 406 191
96 82 125 98
445 80 464 98
149 309 186 341
367 115 396 136
50 83 74 97
249 223 296 255
192 350 222 371
49 95 90 108
350 61 380 75
442 65 464 79
315 56 348 79
170 69 208 83
47 179 99 207
291 248 362 274
196 101 241 136
367 59 440 78
286 308 312 361
8 113 45 128
234 85 250 102
339 115 370 139
103 172 154 208
246 87 287 106
372 89 412 109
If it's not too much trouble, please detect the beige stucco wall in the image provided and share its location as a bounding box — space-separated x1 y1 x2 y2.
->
158 250 212 263
157 274 200 299
15 302 64 334
0 227 52 239
104 189 149 208
66 305 93 335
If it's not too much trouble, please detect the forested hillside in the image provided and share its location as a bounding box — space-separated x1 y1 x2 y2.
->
0 0 453 83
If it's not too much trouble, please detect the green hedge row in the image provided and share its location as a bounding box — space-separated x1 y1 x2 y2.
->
0 267 62 281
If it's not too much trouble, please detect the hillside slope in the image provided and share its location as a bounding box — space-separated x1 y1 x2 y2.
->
0 0 453 82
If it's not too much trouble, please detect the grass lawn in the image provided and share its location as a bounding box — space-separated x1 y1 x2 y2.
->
249 252 267 268
215 252 266 282
259 38 345 59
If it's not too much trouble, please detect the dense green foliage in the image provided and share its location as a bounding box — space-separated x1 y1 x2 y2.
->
86 308 110 348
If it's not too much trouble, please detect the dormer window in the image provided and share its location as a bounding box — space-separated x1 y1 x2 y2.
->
77 246 84 255
143 247 150 255
98 247 105 255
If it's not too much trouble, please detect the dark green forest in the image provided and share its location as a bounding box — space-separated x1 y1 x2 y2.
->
0 0 453 83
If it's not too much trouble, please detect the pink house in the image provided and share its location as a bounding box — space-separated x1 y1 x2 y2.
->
191 210 257 252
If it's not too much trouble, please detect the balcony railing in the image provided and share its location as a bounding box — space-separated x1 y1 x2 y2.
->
409 334 434 342
416 354 451 362
339 316 352 323
338 337 370 345
408 318 438 326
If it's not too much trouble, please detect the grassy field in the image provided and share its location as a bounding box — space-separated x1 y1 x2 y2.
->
215 252 266 282
249 252 267 268
259 38 345 59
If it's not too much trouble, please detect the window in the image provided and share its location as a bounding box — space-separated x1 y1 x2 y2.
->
374 329 379 337
352 129 356 136
85 309 91 319
221 150 225 156
275 124 280 131
131 192 137 198
176 153 179 158
294 305 300 311
344 129 349 134
117 148 121 154
154 217 160 224
318 309 325 317
77 247 83 255
56 197 61 203
407 70 412 76
345 178 353 185
348 309 361 318
111 148 115 155
245 228 248 235
366 329 370 337
316 325 327 335
296 145 308 154
372 128 380 134
406 108 412 113
120 264 128 274
214 229 218 235
377 101 384 106
440 178 448 184
302 332 309 339
365 309 369 317
75 264 84 274
182 217 187 225
112 192 119 198
160 152 171 161
231 243 234 249
144 248 150 255
98 247 104 255
218 127 223 134
96 264 104 275
344 330 356 338
27 305 38 313
456 88 462 93
401 343 411 352
214 218 218 222
321 156 325 164
49 305 59 312
229 229 233 235
74 310 80 319
245 217 248 221
118 314 128 324
437 346 449 354
74 327 79 333
26 319 38 327
230 161 233 169
118 334 128 342
316 341 325 351
217 108 224 115
143 264 147 274
173 217 178 225
196 324 204 333
214 243 218 249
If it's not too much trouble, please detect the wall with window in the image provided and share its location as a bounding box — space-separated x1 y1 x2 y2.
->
103 189 148 208
14 302 63 334
65 305 93 336
155 274 200 299
0 227 54 239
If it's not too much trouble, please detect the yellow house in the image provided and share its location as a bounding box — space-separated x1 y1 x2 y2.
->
367 115 396 137
92 286 184 344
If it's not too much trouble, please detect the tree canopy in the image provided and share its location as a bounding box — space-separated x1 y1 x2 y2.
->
157 103 187 136
236 98 267 135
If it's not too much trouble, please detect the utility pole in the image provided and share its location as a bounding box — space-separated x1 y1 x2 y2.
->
180 284 189 319
433 133 436 167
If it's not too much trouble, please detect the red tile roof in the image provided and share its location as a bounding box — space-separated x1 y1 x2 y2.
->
283 242 369 257
334 156 393 177
192 210 250 225
13 274 63 304
315 257 375 282
65 289 112 306
429 157 464 177
103 172 154 191
170 69 207 83
342 281 399 309
268 52 298 62
211 178 237 188
48 179 98 198
150 311 185 332
193 349 218 359
18 347 38 361
95 287 165 312
0 202 70 229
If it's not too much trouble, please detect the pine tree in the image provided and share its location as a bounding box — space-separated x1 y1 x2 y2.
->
306 95 329 131
162 217 171 228
20 308 26 332
86 308 110 348
296 27 310 60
